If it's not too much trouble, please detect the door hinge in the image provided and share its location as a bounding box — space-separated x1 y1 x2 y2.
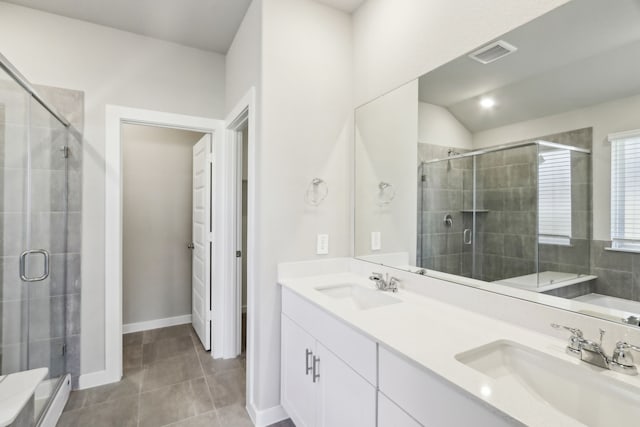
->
60 146 69 159
206 311 212 322
206 153 214 164
208 232 214 242
61 343 67 355
236 251 242 258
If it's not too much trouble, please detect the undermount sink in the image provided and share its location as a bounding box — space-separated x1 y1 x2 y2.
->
456 340 640 426
315 284 401 310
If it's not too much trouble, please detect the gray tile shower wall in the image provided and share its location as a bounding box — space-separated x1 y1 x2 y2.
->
590 240 640 302
39 85 84 387
417 143 471 277
417 128 592 285
0 83 83 386
474 145 538 281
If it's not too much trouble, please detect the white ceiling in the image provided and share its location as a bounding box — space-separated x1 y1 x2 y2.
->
2 0 252 53
3 0 365 54
418 0 640 132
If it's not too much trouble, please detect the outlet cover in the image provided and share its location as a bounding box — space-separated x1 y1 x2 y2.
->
371 231 381 251
317 234 329 255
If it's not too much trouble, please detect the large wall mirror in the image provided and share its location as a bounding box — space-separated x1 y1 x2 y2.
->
354 0 640 328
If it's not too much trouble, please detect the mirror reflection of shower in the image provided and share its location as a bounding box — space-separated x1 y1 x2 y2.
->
418 138 591 290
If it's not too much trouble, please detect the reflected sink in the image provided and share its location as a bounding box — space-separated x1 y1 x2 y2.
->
456 340 640 426
315 284 401 310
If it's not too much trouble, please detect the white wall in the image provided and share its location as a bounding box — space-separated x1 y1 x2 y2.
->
352 0 570 106
259 0 353 411
0 2 226 375
472 92 640 241
418 102 472 149
225 0 263 113
225 0 353 415
355 80 418 259
122 124 204 325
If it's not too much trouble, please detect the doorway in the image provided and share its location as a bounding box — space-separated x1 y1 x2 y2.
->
121 124 206 338
103 101 262 422
236 124 249 356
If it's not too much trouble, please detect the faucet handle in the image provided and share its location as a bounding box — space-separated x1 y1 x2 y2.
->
369 272 383 281
550 323 584 338
551 323 584 357
611 341 640 374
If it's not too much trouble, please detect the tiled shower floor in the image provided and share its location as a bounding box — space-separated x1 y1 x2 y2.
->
57 324 294 427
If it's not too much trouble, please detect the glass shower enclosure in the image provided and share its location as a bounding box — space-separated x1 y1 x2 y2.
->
1 54 78 425
418 141 591 291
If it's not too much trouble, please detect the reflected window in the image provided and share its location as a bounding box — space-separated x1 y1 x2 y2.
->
538 149 572 245
611 131 640 251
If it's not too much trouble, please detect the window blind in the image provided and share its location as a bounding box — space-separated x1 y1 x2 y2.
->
538 149 572 245
611 132 640 250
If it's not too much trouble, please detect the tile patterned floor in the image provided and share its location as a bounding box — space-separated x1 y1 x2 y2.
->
58 324 295 427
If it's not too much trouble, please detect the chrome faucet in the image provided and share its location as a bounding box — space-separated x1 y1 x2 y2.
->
551 323 640 375
369 272 399 292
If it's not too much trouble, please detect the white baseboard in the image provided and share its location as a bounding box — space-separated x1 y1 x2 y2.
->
77 369 120 390
123 314 192 334
247 403 288 427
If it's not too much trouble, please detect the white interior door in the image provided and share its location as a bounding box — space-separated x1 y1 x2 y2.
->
192 134 212 350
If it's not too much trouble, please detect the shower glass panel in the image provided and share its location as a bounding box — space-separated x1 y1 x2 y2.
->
474 145 538 284
0 65 71 423
418 155 473 277
418 141 590 292
537 144 592 285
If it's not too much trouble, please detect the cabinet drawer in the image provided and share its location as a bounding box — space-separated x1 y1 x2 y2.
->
282 287 377 385
379 346 517 427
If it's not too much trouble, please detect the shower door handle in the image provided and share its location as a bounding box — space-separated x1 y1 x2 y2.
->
463 229 472 245
19 249 50 282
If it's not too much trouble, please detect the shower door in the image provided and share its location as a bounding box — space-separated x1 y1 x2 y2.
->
418 156 474 277
0 66 70 422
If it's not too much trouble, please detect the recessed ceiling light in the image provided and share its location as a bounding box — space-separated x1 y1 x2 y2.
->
480 97 496 109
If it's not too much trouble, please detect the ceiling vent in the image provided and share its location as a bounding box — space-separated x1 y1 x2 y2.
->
469 40 517 64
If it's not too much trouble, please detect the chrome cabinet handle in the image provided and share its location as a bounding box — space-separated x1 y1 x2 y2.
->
463 229 472 245
19 249 50 282
305 349 313 375
312 356 320 383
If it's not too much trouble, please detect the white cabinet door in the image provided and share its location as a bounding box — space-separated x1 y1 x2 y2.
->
281 315 317 427
378 392 422 427
316 342 376 427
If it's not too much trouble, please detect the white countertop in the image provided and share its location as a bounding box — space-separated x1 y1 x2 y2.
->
0 368 48 427
279 271 640 427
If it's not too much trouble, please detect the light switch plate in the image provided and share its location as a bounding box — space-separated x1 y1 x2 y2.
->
371 231 381 251
317 234 329 255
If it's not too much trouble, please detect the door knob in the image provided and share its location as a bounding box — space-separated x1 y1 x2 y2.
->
187 243 195 249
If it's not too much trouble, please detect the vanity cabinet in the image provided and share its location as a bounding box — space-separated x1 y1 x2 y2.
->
281 315 317 426
281 287 377 427
377 392 422 427
281 315 376 427
379 346 515 427
281 285 517 427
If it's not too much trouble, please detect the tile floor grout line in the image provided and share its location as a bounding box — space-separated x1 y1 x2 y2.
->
193 330 222 426
160 410 218 427
63 326 253 427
